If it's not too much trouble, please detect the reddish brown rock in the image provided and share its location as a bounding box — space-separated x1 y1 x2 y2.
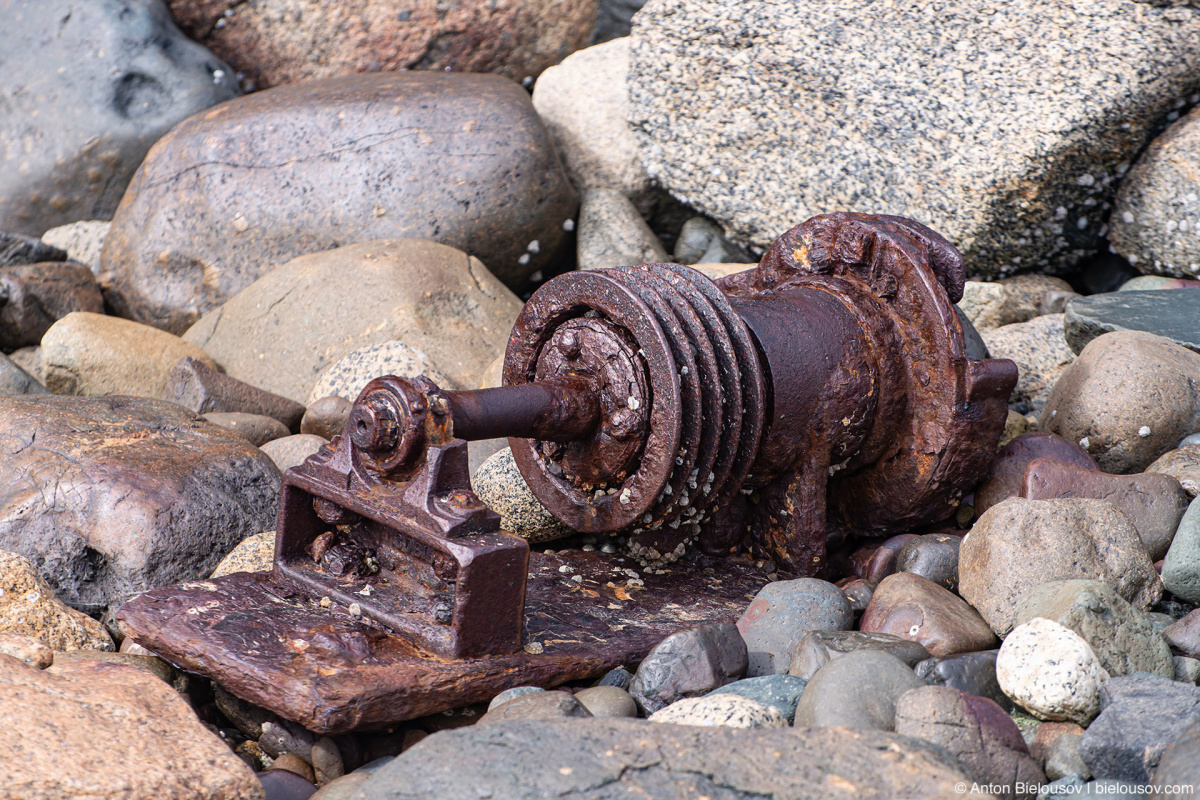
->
895 686 1045 799
0 262 103 350
163 357 306 432
0 654 263 799
850 533 920 585
975 432 1098 515
1148 444 1200 497
1165 610 1200 659
1021 458 1189 560
101 73 576 333
861 572 997 657
167 0 599 90
959 497 1162 636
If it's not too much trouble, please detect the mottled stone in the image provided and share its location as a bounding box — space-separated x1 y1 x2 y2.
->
0 263 104 350
308 342 455 405
959 498 1162 636
788 630 929 682
260 434 329 473
164 357 306 432
895 686 1045 799
471 447 571 543
477 691 592 724
835 577 873 613
210 531 276 578
487 685 547 712
861 572 997 658
1000 274 1079 316
168 0 598 90
736 578 854 676
975 433 1098 516
1020 458 1189 560
0 396 280 613
532 38 655 211
182 240 521 403
1065 290 1200 355
959 281 1027 331
0 233 67 266
895 533 961 590
1148 444 1200 497
793 649 924 731
997 618 1109 725
0 0 240 237
597 667 634 690
0 631 54 668
1012 580 1174 678
40 221 111 273
980 314 1075 411
0 553 117 652
629 623 748 714
1163 498 1200 605
707 674 807 724
573 686 638 719
1081 674 1200 783
42 312 219 399
353 720 971 799
0 654 262 800
103 75 573 332
649 693 787 729
1044 731 1090 782
1176 656 1200 684
1040 331 1200 473
627 0 1200 278
915 650 1012 712
577 188 668 271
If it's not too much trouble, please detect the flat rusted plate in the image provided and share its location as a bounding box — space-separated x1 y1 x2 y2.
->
118 550 768 734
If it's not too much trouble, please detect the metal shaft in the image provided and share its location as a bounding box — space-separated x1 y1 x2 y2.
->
444 375 601 443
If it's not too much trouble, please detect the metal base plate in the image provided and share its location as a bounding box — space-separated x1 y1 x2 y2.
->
117 550 769 734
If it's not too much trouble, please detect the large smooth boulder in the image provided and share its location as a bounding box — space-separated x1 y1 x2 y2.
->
0 0 239 237
0 654 263 800
100 73 575 332
0 396 280 613
860 572 997 658
1040 331 1200 473
959 498 1161 636
182 240 521 404
354 719 969 799
627 0 1200 277
1110 106 1200 279
166 0 598 90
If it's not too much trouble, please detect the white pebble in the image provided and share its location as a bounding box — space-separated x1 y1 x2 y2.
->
1138 426 1151 438
1079 437 1090 450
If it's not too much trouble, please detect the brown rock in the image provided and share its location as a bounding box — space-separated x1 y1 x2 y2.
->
850 533 920 585
0 262 103 349
860 572 998 657
788 630 930 681
477 691 593 724
311 737 344 785
0 631 54 668
999 274 1078 316
260 434 329 473
49 650 176 686
0 550 113 651
1164 610 1200 659
0 654 263 799
42 312 219 398
301 396 353 441
1020 458 1189 560
975 432 1098 515
269 754 315 784
895 686 1045 800
1147 444 1200 497
202 412 290 447
1040 331 1200 473
0 396 281 613
101 73 575 332
164 357 306 432
168 0 598 90
182 240 522 404
959 497 1163 636
895 533 962 591
1028 720 1087 767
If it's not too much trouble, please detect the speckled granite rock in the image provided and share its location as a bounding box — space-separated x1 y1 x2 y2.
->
353 720 971 799
1111 106 1200 279
308 341 455 405
0 654 263 800
210 532 276 578
0 550 113 652
471 447 571 543
628 0 1200 278
0 632 54 668
0 0 240 237
997 618 1109 725
41 221 110 273
1147 444 1200 497
980 314 1074 411
649 693 787 729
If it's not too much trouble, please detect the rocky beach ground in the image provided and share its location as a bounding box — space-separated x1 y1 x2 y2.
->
2 1 1200 798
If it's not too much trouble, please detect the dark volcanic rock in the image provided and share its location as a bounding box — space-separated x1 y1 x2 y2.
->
0 396 280 613
0 233 67 267
629 623 748 714
1064 290 1200 355
793 650 925 731
0 263 105 350
915 650 1012 712
0 0 240 237
100 72 577 332
354 719 970 799
1080 674 1200 783
895 533 961 591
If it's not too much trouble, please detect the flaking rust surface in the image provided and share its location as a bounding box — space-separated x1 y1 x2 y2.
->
119 549 768 734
